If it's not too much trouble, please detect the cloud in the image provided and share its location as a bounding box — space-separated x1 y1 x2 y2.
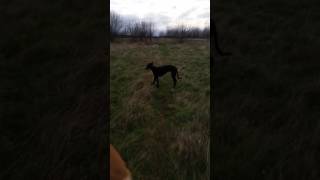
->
197 12 210 19
120 14 140 24
110 0 210 30
178 7 197 19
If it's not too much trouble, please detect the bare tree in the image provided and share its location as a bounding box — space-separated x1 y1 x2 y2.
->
165 24 189 42
110 11 123 41
146 22 154 41
186 27 201 38
177 24 188 42
165 25 210 40
110 11 214 43
123 20 154 42
165 27 176 38
202 26 210 39
159 31 166 37
126 21 137 37
139 21 148 40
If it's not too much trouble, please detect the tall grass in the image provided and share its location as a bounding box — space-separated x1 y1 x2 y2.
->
110 39 210 179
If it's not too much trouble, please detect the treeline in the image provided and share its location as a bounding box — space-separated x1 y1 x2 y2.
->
110 11 154 41
110 11 210 42
161 25 210 42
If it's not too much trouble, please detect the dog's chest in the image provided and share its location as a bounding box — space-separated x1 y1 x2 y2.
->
153 68 169 77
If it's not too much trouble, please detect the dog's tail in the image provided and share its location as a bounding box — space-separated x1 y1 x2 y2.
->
177 70 182 79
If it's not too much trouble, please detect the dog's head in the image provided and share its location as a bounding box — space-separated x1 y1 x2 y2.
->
145 62 153 70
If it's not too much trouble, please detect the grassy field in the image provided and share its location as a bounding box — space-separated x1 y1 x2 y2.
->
110 39 210 179
214 0 320 179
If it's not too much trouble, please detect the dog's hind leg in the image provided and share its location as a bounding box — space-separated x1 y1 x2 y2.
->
156 77 160 88
171 72 177 88
151 76 156 85
176 70 181 79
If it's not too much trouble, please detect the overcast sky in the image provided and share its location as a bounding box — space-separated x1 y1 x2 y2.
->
110 0 210 33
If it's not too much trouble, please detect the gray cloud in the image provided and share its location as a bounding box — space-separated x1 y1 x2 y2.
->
178 7 197 19
197 12 210 18
110 0 210 32
143 13 171 24
121 14 140 23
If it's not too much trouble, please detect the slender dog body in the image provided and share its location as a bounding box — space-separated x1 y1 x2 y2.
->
110 144 132 180
146 62 181 88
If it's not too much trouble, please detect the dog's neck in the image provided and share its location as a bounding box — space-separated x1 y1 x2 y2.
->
149 65 157 71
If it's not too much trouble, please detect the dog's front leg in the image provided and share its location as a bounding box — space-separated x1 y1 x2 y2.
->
156 77 159 88
151 76 156 85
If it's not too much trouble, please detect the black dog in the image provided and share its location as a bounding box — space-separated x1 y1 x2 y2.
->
146 62 181 88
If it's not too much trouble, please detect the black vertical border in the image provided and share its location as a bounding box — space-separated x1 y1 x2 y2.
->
106 0 110 180
99 0 110 179
210 0 215 179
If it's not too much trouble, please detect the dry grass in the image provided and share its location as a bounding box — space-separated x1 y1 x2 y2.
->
110 39 210 179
